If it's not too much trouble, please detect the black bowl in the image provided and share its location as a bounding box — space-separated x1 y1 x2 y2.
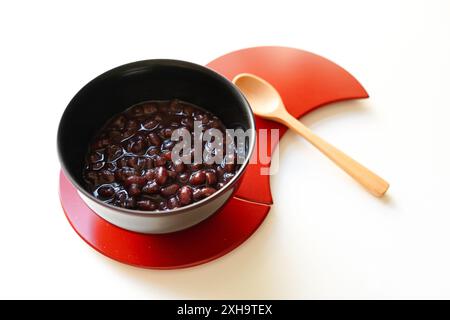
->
57 59 255 234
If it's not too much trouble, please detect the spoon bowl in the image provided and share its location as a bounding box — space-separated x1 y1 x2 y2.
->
233 73 281 116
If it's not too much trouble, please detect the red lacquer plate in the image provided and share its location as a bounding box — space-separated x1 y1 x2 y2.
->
59 46 368 269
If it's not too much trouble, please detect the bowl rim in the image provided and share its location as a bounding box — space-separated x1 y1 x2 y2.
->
57 59 256 217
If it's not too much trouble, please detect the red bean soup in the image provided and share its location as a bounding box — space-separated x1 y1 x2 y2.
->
83 100 240 211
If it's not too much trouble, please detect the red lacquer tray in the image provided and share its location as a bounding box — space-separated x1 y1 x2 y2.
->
59 46 368 269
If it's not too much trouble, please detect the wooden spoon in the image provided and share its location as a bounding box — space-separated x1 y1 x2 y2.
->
233 73 389 197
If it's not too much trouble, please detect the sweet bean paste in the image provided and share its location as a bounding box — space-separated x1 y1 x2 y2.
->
83 100 239 211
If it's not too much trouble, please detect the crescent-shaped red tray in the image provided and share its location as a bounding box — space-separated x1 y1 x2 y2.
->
59 46 368 269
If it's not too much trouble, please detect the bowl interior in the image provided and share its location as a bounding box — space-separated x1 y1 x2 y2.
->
57 59 254 199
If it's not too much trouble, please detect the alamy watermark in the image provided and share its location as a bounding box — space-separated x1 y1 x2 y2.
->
170 121 279 175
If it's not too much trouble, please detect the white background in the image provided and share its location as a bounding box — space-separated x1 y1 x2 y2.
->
0 0 449 299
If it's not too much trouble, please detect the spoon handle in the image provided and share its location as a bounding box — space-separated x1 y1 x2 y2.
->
281 113 389 197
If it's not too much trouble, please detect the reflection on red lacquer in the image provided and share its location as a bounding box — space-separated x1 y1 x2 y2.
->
60 171 270 269
207 46 369 204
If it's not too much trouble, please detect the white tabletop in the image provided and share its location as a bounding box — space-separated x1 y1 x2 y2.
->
1 0 449 299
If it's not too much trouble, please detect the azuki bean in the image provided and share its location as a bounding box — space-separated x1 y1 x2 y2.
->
167 170 178 180
143 169 156 180
124 175 146 186
137 199 157 211
223 162 235 173
190 162 203 171
105 145 123 161
173 160 185 173
183 104 194 116
162 139 176 151
192 188 203 201
189 171 206 185
178 186 193 205
114 191 127 202
143 118 159 131
161 150 172 161
205 171 217 186
154 155 166 167
99 170 115 183
161 184 180 197
128 184 142 197
216 182 226 189
89 152 103 163
146 147 159 156
160 128 173 139
104 162 116 171
193 187 217 201
84 171 98 184
123 197 136 209
167 197 180 209
92 161 105 171
169 99 183 114
142 103 158 115
116 157 128 168
201 187 217 197
216 165 225 177
127 156 143 170
155 166 168 185
178 172 190 184
147 132 161 147
222 172 234 183
128 136 146 154
110 115 127 130
144 158 154 169
142 181 160 194
97 185 115 198
109 130 123 143
115 167 137 181
129 105 144 117
126 119 139 129
159 200 168 210
122 128 137 139
181 116 194 128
